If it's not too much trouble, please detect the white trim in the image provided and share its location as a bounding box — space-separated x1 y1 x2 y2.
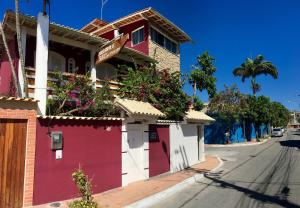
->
131 26 145 47
90 49 96 88
132 25 145 34
67 57 76 73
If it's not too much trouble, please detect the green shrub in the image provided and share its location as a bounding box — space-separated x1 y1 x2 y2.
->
69 169 98 208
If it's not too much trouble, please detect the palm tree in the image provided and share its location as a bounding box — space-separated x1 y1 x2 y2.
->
233 55 278 96
0 23 21 97
15 0 28 97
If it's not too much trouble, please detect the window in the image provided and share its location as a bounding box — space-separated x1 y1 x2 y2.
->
48 51 65 71
68 58 76 73
150 27 178 54
85 62 91 72
132 27 144 46
96 63 117 80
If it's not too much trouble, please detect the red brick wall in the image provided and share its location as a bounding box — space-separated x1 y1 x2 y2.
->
149 125 170 177
33 119 122 205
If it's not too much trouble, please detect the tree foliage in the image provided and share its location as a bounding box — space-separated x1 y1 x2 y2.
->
119 64 190 120
193 96 204 111
208 85 246 131
233 54 278 95
270 102 290 127
189 51 217 99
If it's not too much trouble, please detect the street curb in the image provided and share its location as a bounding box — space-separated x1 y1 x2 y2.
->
205 137 271 148
125 156 223 208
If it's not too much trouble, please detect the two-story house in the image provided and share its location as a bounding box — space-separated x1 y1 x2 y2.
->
81 7 191 73
0 8 190 116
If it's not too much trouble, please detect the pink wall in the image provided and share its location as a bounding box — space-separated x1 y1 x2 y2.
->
149 125 170 177
33 119 122 205
100 20 149 55
0 38 19 96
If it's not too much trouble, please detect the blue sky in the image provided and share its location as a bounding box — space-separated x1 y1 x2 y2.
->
1 0 299 110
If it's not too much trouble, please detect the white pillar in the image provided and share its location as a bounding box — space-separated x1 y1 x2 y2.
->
114 29 120 38
199 125 205 161
35 12 49 115
90 49 97 88
18 27 27 98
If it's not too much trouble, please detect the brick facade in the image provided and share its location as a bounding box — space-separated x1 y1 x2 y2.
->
0 99 37 207
148 40 180 73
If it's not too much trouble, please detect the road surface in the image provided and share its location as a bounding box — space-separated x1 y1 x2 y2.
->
151 129 300 208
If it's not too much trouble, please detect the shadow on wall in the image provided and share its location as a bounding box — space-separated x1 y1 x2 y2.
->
205 120 269 144
172 145 190 172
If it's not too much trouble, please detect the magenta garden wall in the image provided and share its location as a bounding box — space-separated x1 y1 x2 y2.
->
33 118 122 205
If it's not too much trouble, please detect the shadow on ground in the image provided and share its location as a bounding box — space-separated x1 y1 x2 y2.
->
174 137 300 208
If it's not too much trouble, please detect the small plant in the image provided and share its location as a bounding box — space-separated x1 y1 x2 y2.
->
69 169 98 208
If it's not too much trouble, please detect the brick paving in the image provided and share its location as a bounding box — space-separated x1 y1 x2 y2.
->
32 155 220 208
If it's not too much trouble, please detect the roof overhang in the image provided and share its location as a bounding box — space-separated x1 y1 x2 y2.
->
1 10 107 48
114 98 164 120
117 46 156 64
185 110 215 124
83 7 191 43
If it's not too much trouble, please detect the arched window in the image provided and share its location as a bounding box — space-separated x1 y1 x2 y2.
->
96 63 117 80
68 58 76 73
48 51 65 71
85 62 91 72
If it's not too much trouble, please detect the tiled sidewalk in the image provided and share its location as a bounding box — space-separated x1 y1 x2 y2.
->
33 155 221 208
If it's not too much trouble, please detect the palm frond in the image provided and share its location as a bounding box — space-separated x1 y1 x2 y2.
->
254 62 278 79
253 54 264 65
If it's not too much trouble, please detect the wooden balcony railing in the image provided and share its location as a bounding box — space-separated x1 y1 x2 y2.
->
25 67 123 98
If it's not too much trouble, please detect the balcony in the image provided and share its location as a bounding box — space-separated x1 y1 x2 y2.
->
25 67 123 98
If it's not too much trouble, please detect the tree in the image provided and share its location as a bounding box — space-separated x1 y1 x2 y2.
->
242 95 272 139
15 0 28 97
189 51 217 99
119 64 190 120
208 85 246 134
0 23 21 97
270 102 290 127
233 54 278 96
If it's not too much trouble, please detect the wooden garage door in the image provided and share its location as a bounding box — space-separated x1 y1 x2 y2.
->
0 119 27 208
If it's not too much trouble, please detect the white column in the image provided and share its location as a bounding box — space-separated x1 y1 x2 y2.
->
18 27 27 98
114 29 120 38
199 125 205 161
90 49 97 88
35 12 49 115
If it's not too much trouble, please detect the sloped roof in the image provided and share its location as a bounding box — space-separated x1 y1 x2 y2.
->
37 115 123 121
82 7 191 43
185 110 215 123
0 96 38 102
115 98 164 117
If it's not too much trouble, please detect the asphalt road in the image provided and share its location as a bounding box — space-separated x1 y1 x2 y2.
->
151 129 300 208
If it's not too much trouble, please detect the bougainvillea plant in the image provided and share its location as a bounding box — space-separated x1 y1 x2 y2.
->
47 71 116 116
119 64 190 120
